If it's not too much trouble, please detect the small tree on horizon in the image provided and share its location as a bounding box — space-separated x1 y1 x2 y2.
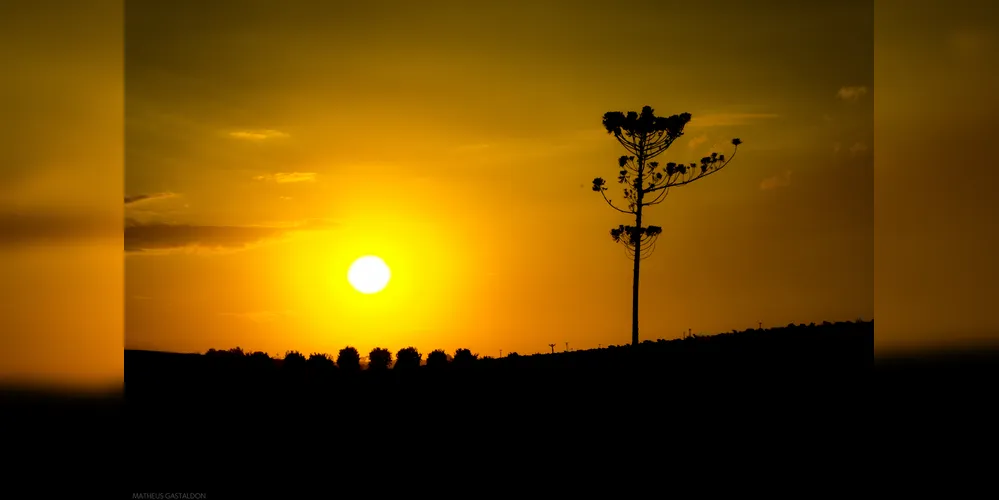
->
395 346 422 370
337 346 361 373
426 349 449 369
307 352 335 370
453 348 478 368
592 105 742 346
305 353 335 381
368 347 392 370
283 350 307 373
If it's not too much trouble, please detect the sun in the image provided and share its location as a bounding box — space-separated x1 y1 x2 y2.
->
347 255 391 294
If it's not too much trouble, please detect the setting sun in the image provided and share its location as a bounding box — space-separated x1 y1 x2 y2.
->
347 256 391 294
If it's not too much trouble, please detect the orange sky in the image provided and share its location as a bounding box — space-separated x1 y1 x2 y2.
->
122 0 874 359
1 1 123 389
5 0 998 388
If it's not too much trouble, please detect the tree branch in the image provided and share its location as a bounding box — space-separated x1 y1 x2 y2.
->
667 146 738 188
645 136 678 160
646 143 740 192
623 236 659 261
643 185 670 206
618 155 639 175
616 136 639 156
600 190 636 215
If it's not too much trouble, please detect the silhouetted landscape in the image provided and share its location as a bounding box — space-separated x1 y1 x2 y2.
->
126 321 872 417
8 0 999 495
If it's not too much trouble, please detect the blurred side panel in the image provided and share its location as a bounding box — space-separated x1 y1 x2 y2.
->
874 1 999 357
0 0 124 398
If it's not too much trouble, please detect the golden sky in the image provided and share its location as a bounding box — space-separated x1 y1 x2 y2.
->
122 0 874 358
14 1 999 389
874 1 999 353
1 1 123 389
7 0 999 383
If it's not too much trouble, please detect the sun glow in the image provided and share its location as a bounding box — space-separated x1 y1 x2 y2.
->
347 256 391 294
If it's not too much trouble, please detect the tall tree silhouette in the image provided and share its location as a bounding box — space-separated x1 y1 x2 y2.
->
592 105 742 345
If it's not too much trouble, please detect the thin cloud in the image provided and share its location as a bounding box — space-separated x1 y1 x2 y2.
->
849 142 868 155
760 170 792 191
687 134 708 150
0 211 118 247
689 113 779 127
837 86 868 101
253 172 317 183
124 218 335 254
124 192 178 205
228 129 290 140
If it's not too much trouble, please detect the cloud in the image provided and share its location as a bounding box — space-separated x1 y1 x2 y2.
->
124 192 188 226
849 142 868 155
687 134 708 150
0 211 118 247
228 129 290 140
253 172 317 183
837 86 868 101
124 192 178 205
688 113 779 128
124 218 335 254
759 170 792 191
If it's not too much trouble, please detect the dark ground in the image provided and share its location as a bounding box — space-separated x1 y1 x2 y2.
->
6 320 998 495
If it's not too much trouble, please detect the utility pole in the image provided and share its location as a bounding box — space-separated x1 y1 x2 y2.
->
548 344 556 354
499 349 502 358
565 342 569 352
758 321 763 330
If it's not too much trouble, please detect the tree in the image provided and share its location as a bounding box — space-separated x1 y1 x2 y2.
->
247 350 272 369
592 105 741 346
283 350 306 371
426 349 449 369
337 346 361 373
395 346 422 370
368 347 392 370
453 348 478 368
307 352 335 372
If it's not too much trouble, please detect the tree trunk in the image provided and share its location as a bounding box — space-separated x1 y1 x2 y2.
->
631 136 647 347
631 206 642 346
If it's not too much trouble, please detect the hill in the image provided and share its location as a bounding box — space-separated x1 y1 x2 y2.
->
126 320 873 412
